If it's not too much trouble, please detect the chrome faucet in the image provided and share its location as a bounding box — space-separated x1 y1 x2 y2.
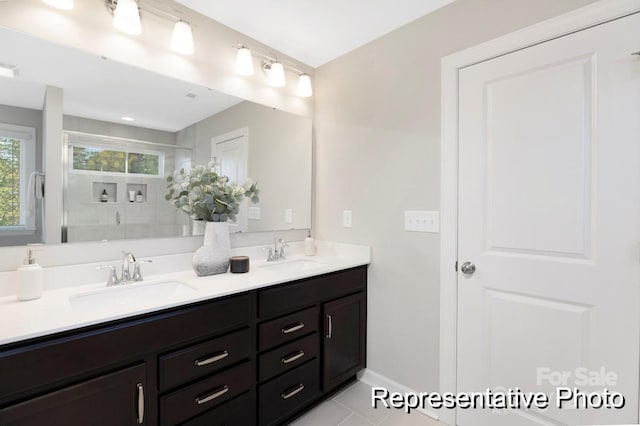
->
121 251 136 283
97 253 152 286
265 238 290 262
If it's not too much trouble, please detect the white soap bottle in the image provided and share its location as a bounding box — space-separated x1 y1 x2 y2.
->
304 230 316 256
17 244 43 301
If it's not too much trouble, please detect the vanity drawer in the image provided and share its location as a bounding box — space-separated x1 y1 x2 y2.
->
258 306 318 351
159 327 251 391
258 359 320 426
180 391 255 426
160 361 252 426
258 267 366 318
259 333 319 383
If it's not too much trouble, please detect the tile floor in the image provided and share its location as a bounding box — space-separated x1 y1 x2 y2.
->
290 381 445 426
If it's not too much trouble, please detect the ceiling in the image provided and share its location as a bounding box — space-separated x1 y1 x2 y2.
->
174 0 456 67
0 27 241 132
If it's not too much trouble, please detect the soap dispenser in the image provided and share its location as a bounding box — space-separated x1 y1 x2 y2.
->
304 230 316 256
17 244 43 301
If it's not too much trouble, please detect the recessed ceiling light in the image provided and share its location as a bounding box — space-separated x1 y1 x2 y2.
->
121 116 135 122
0 64 18 79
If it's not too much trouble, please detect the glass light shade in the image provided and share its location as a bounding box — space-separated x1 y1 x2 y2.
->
235 47 254 76
171 21 194 55
113 0 142 35
268 62 286 87
0 65 17 79
42 0 74 10
297 74 313 97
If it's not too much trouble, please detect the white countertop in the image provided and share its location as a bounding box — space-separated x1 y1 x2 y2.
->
0 241 370 346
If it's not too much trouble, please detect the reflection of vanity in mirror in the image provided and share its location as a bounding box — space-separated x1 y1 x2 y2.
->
0 26 312 246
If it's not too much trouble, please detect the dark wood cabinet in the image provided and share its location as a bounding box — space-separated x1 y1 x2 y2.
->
323 292 367 391
0 265 367 426
0 364 146 426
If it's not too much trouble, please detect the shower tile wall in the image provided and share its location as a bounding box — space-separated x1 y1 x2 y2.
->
64 128 191 243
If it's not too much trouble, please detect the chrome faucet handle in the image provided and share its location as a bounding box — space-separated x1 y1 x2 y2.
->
132 260 152 282
263 247 274 262
97 265 120 286
277 238 289 259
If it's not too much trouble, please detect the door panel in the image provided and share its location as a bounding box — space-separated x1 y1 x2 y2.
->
457 13 640 426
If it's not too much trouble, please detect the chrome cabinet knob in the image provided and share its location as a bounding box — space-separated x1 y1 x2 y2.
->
460 261 476 275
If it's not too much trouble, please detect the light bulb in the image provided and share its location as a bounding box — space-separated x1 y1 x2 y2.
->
235 47 254 76
297 74 313 97
268 61 285 88
43 0 74 9
113 0 142 35
172 21 194 55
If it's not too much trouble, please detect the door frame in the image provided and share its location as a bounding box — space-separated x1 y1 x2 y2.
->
439 1 640 424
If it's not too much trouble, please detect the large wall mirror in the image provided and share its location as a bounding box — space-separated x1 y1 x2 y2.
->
0 27 312 247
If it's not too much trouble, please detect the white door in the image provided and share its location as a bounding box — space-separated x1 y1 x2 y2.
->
457 13 640 426
211 128 249 232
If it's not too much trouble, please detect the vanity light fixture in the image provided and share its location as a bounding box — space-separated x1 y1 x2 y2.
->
267 60 286 88
171 21 194 55
0 64 18 79
112 0 142 36
235 46 254 76
42 0 74 10
235 44 313 97
297 74 313 97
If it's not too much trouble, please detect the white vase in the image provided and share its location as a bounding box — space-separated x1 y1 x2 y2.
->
192 222 231 276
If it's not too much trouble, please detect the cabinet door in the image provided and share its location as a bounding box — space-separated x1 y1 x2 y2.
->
323 292 366 391
0 364 146 426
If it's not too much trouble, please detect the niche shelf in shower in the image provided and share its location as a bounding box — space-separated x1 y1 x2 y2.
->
126 183 147 203
92 182 117 203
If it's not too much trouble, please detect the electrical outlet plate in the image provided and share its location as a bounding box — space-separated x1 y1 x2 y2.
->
405 210 439 233
285 208 293 224
343 210 353 228
248 207 261 220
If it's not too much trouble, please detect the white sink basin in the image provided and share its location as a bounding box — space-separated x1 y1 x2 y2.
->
69 280 197 311
260 259 327 274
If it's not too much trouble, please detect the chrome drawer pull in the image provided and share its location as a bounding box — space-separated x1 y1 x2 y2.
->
281 350 305 364
195 350 229 366
326 315 332 339
281 384 305 400
137 383 144 424
282 323 305 334
195 385 229 405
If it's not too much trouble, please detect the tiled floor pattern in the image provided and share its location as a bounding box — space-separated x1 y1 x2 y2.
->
290 381 445 426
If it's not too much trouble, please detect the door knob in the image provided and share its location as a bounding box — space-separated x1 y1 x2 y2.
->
460 262 476 275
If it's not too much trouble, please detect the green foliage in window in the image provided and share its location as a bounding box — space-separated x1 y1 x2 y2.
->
128 152 160 175
0 138 21 226
73 146 126 173
73 146 161 176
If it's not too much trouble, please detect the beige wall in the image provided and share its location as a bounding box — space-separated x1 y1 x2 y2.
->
188 101 312 232
314 0 599 393
0 0 313 118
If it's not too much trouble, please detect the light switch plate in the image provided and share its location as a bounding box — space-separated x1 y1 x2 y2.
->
343 210 352 228
285 208 293 224
405 210 439 233
248 207 261 220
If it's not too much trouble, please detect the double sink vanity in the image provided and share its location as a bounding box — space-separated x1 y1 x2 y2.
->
0 242 370 425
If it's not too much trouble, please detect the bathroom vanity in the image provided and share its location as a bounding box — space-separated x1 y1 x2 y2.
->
0 246 368 426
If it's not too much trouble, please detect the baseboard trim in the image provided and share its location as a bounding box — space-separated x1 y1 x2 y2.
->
357 368 441 422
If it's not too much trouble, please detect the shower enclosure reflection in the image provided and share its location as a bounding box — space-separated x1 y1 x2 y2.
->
63 130 193 242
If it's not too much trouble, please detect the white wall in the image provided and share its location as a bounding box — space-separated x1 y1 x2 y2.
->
314 0 599 394
0 0 313 118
